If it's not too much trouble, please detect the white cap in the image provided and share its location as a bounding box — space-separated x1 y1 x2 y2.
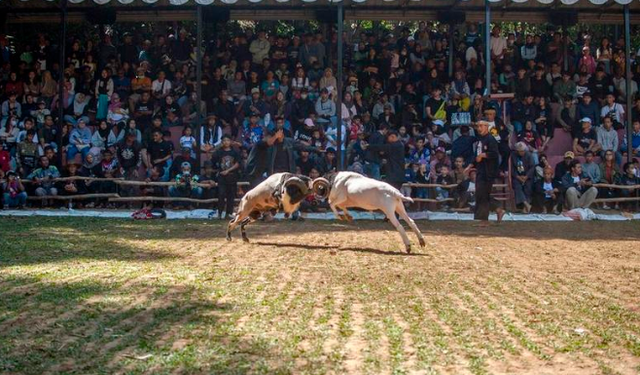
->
580 117 592 123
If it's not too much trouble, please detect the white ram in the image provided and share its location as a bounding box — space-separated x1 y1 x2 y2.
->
312 171 425 253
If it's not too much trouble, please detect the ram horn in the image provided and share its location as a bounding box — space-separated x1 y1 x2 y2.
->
283 177 310 196
311 178 331 200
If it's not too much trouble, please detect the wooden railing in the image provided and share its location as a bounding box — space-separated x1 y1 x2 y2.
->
1 177 639 207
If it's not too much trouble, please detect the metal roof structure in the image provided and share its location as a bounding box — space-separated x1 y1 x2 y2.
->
3 0 639 24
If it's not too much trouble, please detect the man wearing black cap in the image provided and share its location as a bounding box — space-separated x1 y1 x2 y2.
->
361 130 405 190
468 120 505 223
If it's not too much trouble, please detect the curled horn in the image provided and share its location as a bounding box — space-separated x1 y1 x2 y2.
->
283 177 310 196
311 178 331 200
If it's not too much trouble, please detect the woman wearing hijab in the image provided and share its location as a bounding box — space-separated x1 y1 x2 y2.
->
91 120 117 156
67 119 93 162
95 68 114 121
107 93 129 126
64 91 91 126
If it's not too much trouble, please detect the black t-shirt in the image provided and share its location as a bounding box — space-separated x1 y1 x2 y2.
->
117 142 141 170
147 140 173 167
135 100 154 129
294 127 314 144
39 126 57 144
426 97 445 122
273 142 290 173
576 129 597 150
476 134 500 181
589 76 612 100
162 102 181 118
530 77 551 98
213 148 241 184
296 157 315 176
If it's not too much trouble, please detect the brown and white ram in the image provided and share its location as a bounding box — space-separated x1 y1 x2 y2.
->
226 173 311 242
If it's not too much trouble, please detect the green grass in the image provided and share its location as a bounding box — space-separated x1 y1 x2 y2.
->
1 217 640 374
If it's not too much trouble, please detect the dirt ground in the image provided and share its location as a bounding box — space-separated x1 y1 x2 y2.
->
1 218 640 375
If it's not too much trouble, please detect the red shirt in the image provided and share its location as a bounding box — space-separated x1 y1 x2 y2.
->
0 150 10 172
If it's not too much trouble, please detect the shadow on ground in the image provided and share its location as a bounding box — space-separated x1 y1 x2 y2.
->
0 274 279 374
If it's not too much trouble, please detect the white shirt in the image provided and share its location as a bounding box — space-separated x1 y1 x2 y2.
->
465 46 478 63
152 79 172 97
490 36 507 59
543 182 553 198
468 181 476 193
600 103 625 124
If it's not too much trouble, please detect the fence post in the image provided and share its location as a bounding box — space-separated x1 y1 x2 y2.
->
57 0 68 167
624 5 633 164
336 1 344 171
196 4 204 171
484 0 491 96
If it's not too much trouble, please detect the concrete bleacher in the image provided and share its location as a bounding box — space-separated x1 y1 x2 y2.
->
545 128 579 169
543 127 627 169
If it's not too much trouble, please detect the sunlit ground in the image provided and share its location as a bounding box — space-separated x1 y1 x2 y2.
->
1 217 639 374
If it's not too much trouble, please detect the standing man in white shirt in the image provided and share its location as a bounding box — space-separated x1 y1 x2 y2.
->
490 26 507 62
250 30 271 66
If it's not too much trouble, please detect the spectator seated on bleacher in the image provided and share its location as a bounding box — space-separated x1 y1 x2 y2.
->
617 162 640 212
561 160 598 210
2 170 27 209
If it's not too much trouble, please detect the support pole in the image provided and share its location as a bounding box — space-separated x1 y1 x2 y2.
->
57 0 68 167
448 23 454 78
624 5 633 164
336 1 344 170
484 0 491 95
563 27 569 72
196 4 203 171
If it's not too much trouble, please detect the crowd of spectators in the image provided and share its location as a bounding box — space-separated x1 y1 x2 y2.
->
1 22 640 214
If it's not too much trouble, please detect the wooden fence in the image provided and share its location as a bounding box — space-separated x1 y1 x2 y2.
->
1 176 639 208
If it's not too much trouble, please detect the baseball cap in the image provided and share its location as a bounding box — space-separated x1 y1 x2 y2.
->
580 117 592 123
181 161 191 169
564 151 575 159
251 87 260 94
433 119 445 127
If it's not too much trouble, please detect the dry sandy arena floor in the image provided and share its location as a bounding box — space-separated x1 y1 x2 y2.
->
1 217 640 375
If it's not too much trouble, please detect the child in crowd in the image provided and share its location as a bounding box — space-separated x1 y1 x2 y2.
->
180 126 197 158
